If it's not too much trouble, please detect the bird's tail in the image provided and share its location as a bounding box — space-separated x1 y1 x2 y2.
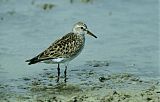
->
25 56 39 65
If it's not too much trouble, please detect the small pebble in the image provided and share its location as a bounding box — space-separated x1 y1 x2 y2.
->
99 77 106 82
23 77 31 81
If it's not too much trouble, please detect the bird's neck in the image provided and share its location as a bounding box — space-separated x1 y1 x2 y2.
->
75 33 85 42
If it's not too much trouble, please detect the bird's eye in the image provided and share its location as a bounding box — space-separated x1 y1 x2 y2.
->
81 27 83 29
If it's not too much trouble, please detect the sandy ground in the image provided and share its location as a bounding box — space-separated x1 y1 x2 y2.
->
0 61 160 102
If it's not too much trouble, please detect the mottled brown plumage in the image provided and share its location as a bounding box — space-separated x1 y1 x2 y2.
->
38 33 84 61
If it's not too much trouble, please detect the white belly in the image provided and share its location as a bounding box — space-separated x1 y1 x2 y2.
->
42 58 66 64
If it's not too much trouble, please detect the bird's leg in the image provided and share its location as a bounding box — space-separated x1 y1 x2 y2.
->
64 65 67 82
57 63 60 82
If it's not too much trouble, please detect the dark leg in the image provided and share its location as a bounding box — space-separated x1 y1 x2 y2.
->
64 65 67 82
57 63 60 82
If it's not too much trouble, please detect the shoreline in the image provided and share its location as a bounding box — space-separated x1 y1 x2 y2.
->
1 61 159 102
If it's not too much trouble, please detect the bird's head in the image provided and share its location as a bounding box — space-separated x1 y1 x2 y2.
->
72 22 97 38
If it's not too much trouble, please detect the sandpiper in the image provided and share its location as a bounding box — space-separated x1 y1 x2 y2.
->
26 21 97 82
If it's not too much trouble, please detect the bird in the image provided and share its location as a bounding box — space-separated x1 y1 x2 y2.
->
26 21 97 82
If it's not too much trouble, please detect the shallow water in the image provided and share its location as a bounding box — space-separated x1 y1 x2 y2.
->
0 0 159 101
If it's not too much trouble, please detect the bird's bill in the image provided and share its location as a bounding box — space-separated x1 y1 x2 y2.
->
86 30 97 38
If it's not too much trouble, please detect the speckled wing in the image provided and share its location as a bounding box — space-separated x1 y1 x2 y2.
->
26 32 84 65
39 32 84 59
